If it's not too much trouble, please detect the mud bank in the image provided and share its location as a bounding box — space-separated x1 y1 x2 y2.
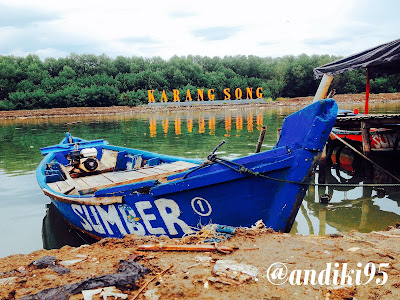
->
1 93 400 120
1 225 400 299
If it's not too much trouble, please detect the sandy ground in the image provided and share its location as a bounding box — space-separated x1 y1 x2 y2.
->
1 93 400 119
1 224 400 299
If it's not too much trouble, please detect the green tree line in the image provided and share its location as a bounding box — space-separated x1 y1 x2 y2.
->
0 53 399 110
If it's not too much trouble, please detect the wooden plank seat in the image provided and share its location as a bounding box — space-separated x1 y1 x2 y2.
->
47 161 198 195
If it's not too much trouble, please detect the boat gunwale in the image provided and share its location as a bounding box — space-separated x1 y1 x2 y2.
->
42 188 123 205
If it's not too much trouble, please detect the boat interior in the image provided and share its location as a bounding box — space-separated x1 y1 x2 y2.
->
43 147 199 196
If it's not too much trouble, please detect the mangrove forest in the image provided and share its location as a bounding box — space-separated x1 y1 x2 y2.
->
0 53 399 110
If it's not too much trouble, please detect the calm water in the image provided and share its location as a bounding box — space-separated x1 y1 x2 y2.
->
1 101 400 258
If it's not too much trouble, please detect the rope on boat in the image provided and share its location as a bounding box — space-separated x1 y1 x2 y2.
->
201 143 400 188
212 157 400 187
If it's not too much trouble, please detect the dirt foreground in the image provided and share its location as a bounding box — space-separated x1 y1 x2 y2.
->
1 224 400 300
1 93 400 120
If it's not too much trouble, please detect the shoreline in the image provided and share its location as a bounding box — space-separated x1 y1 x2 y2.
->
1 92 400 120
1 226 400 299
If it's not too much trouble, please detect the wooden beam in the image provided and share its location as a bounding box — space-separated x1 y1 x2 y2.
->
361 121 371 157
335 114 400 128
59 164 79 193
137 244 233 252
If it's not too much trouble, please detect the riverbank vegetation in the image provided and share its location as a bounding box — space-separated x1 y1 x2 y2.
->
1 53 400 110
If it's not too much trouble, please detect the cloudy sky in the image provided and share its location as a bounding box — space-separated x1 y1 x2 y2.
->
0 0 399 60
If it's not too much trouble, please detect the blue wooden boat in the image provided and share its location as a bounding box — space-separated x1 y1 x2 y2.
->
36 99 338 239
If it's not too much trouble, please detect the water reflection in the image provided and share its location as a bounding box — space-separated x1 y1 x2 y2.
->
162 119 168 134
209 116 215 135
247 113 253 132
42 203 97 250
0 102 400 256
146 113 265 137
187 118 193 133
175 117 181 135
199 117 205 134
293 156 400 235
149 118 156 137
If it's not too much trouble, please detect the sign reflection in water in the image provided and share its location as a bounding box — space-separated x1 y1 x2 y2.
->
1 102 400 257
147 113 265 137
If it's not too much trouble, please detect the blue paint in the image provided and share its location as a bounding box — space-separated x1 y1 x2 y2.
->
115 151 128 171
145 157 161 167
94 180 159 197
40 138 108 155
36 99 338 239
216 225 236 234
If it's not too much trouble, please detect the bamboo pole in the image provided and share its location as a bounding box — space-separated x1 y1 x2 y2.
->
313 74 333 102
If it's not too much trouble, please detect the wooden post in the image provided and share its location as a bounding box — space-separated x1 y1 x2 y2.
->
277 128 282 142
313 74 333 103
66 123 73 143
255 126 267 153
318 146 327 184
319 145 327 166
361 121 371 157
300 204 314 235
359 200 371 231
330 132 400 182
365 68 370 114
361 121 373 179
393 129 400 152
319 206 326 236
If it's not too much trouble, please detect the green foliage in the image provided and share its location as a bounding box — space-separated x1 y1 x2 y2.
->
0 53 399 110
59 66 76 79
0 100 15 110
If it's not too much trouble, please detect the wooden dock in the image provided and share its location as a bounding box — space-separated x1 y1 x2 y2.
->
333 114 400 156
335 114 400 128
317 114 400 184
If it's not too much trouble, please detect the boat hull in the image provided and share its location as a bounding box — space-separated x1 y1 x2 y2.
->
37 99 338 239
46 153 312 238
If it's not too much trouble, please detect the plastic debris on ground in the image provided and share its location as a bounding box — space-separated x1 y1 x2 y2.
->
180 224 237 244
59 257 87 267
19 260 150 300
143 288 160 300
29 256 71 275
0 277 18 285
209 259 259 285
82 286 128 300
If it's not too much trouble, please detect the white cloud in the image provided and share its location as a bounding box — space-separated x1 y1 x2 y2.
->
0 0 399 59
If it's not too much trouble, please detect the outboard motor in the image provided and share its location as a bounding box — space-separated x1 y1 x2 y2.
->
68 147 99 173
69 149 82 168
